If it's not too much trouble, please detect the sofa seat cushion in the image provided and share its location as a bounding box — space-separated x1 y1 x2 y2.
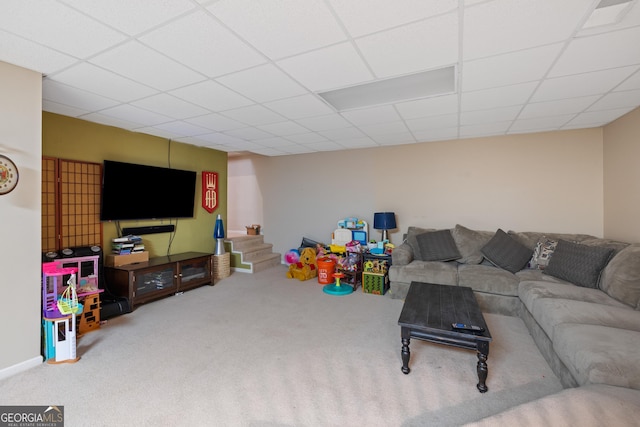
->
457 264 519 296
519 281 629 315
529 298 640 340
516 269 569 283
388 260 458 286
553 324 640 389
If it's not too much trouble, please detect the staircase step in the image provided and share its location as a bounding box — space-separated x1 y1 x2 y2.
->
226 235 264 251
251 253 282 273
241 243 275 262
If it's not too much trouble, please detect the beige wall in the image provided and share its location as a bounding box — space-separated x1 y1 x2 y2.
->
233 128 606 258
0 61 43 376
603 107 640 243
227 154 263 235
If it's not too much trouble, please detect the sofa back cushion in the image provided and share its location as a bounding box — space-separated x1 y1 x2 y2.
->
405 226 436 260
600 244 640 309
451 224 493 264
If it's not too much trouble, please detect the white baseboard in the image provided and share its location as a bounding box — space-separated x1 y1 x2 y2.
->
0 356 42 381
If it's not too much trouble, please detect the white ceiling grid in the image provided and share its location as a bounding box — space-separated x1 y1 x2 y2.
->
1 0 639 156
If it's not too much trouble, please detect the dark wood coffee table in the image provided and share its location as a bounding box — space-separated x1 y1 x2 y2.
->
397 282 492 392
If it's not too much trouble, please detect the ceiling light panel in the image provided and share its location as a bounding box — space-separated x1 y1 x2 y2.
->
0 1 126 57
318 66 455 111
357 12 459 78
207 0 347 60
59 0 196 35
140 11 266 78
216 64 307 103
90 41 204 91
277 43 374 92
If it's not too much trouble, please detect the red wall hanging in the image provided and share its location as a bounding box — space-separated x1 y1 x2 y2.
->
202 171 218 213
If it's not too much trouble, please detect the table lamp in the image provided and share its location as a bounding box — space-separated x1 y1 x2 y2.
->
214 214 226 255
373 212 396 243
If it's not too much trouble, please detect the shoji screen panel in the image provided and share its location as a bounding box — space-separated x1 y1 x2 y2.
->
42 157 58 253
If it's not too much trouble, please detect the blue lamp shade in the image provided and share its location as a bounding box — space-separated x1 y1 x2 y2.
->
373 212 396 230
214 214 225 239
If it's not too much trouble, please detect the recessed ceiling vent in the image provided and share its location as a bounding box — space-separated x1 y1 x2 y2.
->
317 65 456 111
582 0 635 29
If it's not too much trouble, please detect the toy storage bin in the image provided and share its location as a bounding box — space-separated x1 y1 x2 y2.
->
362 272 389 295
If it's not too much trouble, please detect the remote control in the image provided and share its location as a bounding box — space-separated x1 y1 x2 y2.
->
452 323 485 333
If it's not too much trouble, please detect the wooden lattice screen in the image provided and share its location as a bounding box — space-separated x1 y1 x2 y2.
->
42 157 102 252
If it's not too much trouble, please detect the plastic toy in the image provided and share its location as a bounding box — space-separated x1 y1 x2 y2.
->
323 272 353 296
285 249 300 265
286 247 317 281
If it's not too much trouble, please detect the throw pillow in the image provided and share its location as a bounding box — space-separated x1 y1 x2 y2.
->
481 229 534 273
416 229 461 262
405 226 434 260
451 224 492 264
528 237 558 270
544 239 614 288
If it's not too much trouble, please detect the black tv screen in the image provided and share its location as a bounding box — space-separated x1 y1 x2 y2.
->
100 160 197 221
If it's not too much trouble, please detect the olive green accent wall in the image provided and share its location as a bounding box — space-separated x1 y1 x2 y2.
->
43 112 227 256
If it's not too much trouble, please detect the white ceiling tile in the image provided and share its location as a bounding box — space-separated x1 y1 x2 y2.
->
131 94 209 119
295 114 352 132
79 112 141 130
216 64 307 102
43 80 119 111
413 127 458 142
221 104 285 126
257 121 310 136
51 63 157 102
406 114 459 132
587 89 640 111
277 43 374 92
170 80 253 111
42 100 89 117
59 0 196 35
549 26 640 77
99 104 171 126
373 132 418 145
509 114 575 132
0 1 126 57
134 126 181 140
224 127 273 140
207 0 347 60
336 137 378 149
319 127 366 140
0 31 77 75
341 105 401 126
329 0 458 38
460 106 522 125
519 96 600 119
462 82 537 111
264 95 335 119
253 137 293 148
395 94 459 120
459 121 511 137
140 11 266 78
564 107 635 127
277 144 318 155
185 113 246 132
616 68 640 91
357 12 459 78
285 133 328 144
90 41 204 91
463 0 592 60
195 133 248 146
532 67 639 102
153 121 211 137
358 121 410 137
301 141 346 152
462 44 563 92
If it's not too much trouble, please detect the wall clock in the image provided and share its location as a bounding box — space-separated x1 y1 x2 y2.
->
0 154 19 195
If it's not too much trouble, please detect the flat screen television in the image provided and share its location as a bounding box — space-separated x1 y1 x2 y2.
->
100 160 197 221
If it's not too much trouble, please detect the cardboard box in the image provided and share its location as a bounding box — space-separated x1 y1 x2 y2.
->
362 272 389 295
105 251 149 267
246 224 261 235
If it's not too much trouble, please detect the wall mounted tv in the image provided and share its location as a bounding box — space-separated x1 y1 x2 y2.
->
100 160 197 221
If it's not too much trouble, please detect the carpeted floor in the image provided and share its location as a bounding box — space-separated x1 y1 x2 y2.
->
0 265 563 426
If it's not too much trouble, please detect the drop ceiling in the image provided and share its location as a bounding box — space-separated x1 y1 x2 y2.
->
2 0 639 156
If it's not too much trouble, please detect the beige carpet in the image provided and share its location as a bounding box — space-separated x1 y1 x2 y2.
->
0 265 562 426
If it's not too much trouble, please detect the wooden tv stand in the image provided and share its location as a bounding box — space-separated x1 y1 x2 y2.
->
104 252 213 310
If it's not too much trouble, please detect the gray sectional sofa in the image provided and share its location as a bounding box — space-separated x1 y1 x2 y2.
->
389 224 640 419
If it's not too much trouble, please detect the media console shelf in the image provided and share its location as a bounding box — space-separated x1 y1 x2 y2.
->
104 252 213 310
